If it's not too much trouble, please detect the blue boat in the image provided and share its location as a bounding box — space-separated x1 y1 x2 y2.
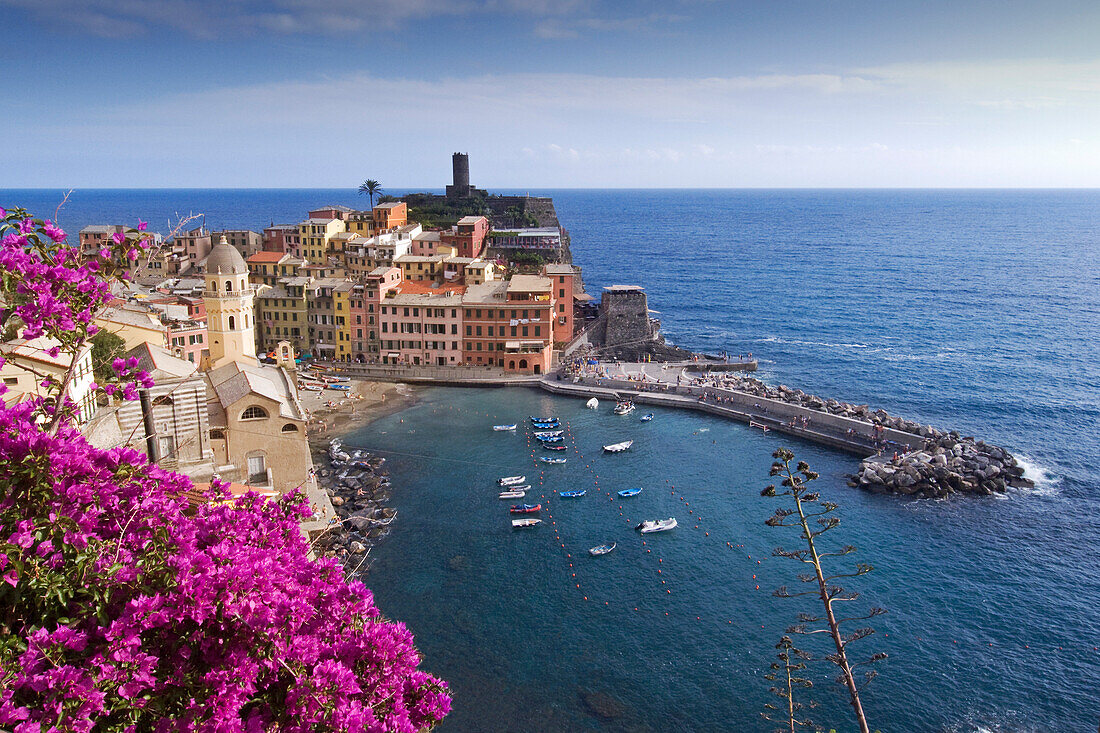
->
530 416 558 423
536 435 564 443
543 444 567 451
617 488 643 497
532 422 560 430
640 413 654 422
539 457 567 464
559 489 586 498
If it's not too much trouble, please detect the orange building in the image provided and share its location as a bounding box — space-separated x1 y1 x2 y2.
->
542 264 576 345
462 275 554 374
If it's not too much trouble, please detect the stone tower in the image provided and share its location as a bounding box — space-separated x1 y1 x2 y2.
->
202 236 257 370
446 152 472 198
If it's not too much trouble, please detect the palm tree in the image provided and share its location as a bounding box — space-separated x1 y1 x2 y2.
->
358 179 383 207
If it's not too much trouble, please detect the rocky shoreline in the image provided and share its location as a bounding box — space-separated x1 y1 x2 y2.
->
694 371 1034 498
303 381 418 574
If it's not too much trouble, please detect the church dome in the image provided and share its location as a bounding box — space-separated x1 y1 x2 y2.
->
206 236 247 275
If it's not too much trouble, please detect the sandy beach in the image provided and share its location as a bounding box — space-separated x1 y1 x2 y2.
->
303 379 418 444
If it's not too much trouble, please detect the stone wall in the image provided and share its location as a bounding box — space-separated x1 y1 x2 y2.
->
600 290 654 347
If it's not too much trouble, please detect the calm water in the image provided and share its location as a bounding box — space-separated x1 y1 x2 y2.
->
4 188 1099 731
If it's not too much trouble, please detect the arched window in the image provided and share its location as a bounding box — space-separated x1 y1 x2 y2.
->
281 423 299 433
210 280 218 292
210 428 225 440
240 405 268 420
508 360 516 370
152 395 174 406
519 359 528 369
244 314 249 328
225 280 233 292
228 315 236 330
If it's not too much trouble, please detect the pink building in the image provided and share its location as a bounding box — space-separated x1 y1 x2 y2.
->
361 267 402 361
378 281 465 366
166 320 207 365
441 216 489 258
262 224 301 258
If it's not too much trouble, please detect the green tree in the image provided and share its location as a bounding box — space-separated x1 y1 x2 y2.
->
763 448 887 733
89 330 125 382
358 179 383 207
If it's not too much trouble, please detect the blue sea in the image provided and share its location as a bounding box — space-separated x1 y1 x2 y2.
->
4 188 1099 731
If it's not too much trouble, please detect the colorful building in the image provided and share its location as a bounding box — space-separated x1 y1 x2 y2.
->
542 263 576 345
254 278 310 356
441 215 489 258
298 217 346 265
378 282 465 366
461 275 554 374
246 251 306 287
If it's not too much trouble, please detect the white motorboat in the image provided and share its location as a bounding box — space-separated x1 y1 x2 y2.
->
636 517 677 534
613 401 636 415
586 397 599 409
533 430 564 438
589 542 616 555
498 475 526 485
603 440 634 453
493 424 517 431
499 490 526 499
512 518 541 528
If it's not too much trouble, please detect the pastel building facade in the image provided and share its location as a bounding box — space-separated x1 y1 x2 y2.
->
203 237 257 369
378 283 465 366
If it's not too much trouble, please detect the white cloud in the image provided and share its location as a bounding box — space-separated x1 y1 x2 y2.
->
8 62 1100 186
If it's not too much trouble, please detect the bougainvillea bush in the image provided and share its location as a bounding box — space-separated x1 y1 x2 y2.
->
0 209 449 731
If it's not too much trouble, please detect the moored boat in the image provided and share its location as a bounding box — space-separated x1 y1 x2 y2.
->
603 440 634 453
499 475 526 485
543 444 567 451
640 413 654 422
536 435 564 443
512 518 541 528
559 489 586 498
510 503 542 514
493 424 517 431
636 517 677 533
530 416 558 423
539 457 567 464
499 490 526 499
613 400 636 415
586 397 599 409
532 422 560 430
589 542 616 555
533 429 564 438
617 487 643 497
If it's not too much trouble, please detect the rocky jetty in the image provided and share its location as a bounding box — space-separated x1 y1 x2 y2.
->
310 438 397 572
693 372 1034 498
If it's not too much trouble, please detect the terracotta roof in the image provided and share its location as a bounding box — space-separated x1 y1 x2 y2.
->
246 251 287 264
395 281 466 296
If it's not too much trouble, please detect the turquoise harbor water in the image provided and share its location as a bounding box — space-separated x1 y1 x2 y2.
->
4 188 1100 730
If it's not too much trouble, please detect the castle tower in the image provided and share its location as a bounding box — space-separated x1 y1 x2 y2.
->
202 236 256 370
446 152 473 198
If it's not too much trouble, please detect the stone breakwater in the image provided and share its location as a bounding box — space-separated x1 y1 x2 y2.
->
310 442 396 572
693 372 1034 498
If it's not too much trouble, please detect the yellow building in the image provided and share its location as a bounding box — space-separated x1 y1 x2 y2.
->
298 217 346 265
254 277 311 356
246 251 306 287
395 254 447 282
333 281 354 361
94 303 168 351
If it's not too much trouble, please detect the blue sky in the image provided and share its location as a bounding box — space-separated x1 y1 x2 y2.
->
2 0 1098 187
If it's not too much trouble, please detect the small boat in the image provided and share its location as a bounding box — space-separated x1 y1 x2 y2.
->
636 517 678 533
530 416 558 423
586 397 599 409
559 489 586 498
499 490 526 499
503 485 531 492
493 424 517 431
326 383 351 391
613 401 636 415
536 435 564 444
499 475 526 486
532 422 560 430
512 518 541 528
640 413 654 422
323 375 351 383
539 457 567 464
543 444 567 452
589 542 616 556
603 440 633 453
749 420 770 433
533 430 563 438
617 487 643 497
299 384 323 392
510 503 541 514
